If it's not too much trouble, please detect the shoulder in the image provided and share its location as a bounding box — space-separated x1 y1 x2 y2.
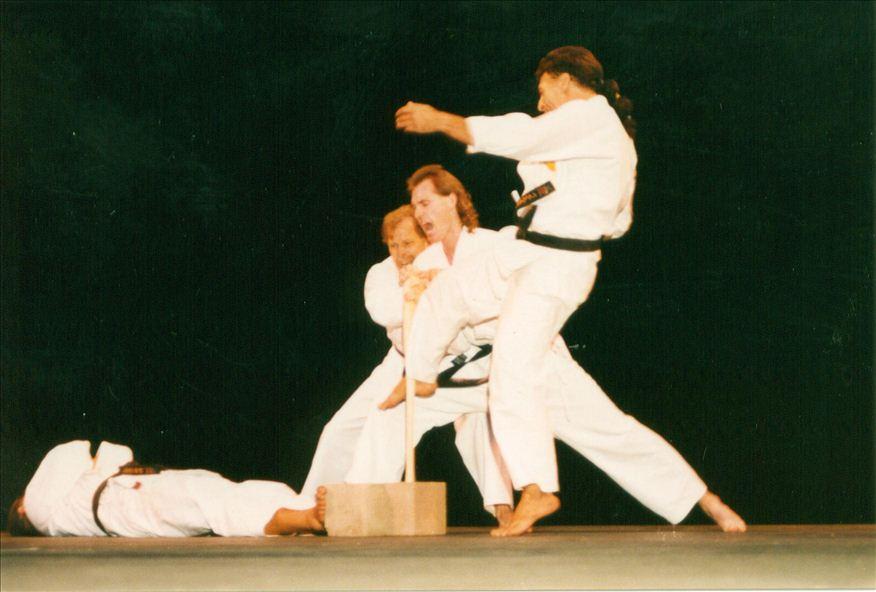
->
414 243 445 269
366 256 397 281
470 227 509 245
551 96 615 123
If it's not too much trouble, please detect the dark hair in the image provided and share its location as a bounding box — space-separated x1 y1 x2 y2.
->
7 496 41 537
536 46 636 140
406 165 479 231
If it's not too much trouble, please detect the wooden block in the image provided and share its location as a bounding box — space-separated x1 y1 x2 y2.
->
324 482 446 537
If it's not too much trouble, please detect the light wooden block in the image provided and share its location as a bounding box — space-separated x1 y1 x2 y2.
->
324 482 446 537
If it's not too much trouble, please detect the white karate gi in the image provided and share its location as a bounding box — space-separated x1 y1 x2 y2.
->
408 95 642 493
344 229 514 512
299 247 512 512
363 231 706 524
23 441 306 537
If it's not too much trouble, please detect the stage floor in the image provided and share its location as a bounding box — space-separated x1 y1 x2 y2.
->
1 525 873 590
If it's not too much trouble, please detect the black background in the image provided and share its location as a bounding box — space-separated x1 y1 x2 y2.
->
2 1 872 529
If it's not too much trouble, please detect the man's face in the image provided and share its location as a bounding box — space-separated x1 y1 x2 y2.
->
388 217 428 269
537 72 568 113
410 178 459 244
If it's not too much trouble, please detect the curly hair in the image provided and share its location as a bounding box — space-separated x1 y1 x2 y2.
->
536 46 636 141
406 165 479 231
380 204 425 244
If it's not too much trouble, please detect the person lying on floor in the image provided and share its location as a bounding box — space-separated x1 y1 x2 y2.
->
7 440 325 537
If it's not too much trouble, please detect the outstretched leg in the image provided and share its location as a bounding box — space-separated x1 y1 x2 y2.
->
545 346 747 531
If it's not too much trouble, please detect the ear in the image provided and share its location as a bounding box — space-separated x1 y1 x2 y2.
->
557 72 573 90
447 192 458 208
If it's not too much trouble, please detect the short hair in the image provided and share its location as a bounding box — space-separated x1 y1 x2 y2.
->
6 496 41 537
406 165 479 232
380 204 425 244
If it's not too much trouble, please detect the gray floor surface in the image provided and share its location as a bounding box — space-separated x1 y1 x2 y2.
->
1 525 874 591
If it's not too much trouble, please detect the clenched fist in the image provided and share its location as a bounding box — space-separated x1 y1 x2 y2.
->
395 101 442 134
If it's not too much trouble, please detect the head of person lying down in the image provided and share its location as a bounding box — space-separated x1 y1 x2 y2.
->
7 496 41 536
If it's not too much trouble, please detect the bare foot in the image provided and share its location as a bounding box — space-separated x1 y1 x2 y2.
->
495 504 513 529
490 485 559 537
699 491 747 532
315 486 327 526
263 505 324 535
263 486 327 535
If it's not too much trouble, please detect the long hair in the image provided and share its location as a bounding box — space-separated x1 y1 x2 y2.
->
406 165 479 231
536 46 636 141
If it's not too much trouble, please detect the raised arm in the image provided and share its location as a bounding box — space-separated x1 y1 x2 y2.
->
395 102 473 146
396 99 610 163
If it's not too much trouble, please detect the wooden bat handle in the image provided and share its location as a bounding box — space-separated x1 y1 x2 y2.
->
402 298 416 483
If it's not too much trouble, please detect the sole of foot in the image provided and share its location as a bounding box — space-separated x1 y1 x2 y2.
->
491 488 559 537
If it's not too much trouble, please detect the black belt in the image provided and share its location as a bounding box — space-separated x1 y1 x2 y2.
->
516 206 605 253
92 461 163 536
515 181 555 210
436 344 492 388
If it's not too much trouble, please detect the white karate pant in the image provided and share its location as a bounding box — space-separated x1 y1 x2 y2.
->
99 470 303 537
544 345 707 524
408 240 599 492
299 347 512 513
299 347 406 505
408 240 707 521
344 358 514 513
357 339 706 524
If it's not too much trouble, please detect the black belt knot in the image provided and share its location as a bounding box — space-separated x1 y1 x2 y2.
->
436 344 492 388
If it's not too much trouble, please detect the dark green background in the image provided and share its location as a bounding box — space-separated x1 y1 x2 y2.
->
2 1 872 528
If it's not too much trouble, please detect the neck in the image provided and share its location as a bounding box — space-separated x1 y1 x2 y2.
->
567 85 597 103
441 221 464 264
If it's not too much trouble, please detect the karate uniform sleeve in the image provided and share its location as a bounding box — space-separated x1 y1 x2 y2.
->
364 259 403 332
465 99 615 162
412 243 448 272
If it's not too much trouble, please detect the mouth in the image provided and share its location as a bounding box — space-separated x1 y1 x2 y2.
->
421 222 435 234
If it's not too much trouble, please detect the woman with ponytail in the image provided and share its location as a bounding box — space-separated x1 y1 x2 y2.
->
395 47 746 537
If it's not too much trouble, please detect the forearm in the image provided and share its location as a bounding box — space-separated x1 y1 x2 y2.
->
395 101 473 144
434 111 473 145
